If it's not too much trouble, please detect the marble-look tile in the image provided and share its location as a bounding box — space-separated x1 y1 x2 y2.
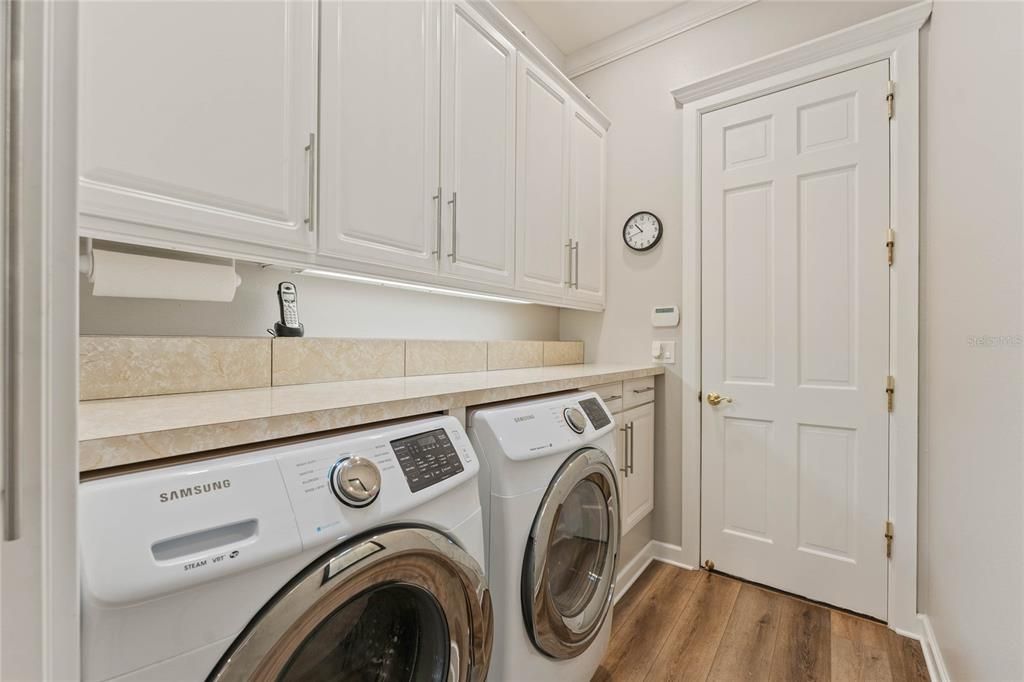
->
272 338 405 386
487 340 544 370
78 363 665 471
406 340 487 376
543 340 585 366
80 336 271 400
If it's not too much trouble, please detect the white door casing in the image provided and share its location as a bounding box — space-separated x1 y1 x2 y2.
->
78 0 317 252
515 56 571 298
319 0 441 273
440 1 517 287
567 108 607 305
699 61 891 618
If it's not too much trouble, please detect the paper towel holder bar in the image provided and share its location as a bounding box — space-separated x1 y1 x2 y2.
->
79 240 243 302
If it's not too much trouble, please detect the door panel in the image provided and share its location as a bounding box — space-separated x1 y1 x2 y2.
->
319 0 441 272
515 57 570 297
567 109 606 305
440 2 516 286
700 61 890 619
79 0 317 251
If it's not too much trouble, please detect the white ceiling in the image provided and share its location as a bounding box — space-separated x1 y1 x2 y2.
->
512 1 686 55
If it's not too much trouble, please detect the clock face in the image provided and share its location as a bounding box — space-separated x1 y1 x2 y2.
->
623 212 663 251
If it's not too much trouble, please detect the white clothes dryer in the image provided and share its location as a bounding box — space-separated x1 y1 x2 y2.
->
468 391 620 681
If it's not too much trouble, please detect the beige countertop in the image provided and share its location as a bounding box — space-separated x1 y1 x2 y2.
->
79 363 664 472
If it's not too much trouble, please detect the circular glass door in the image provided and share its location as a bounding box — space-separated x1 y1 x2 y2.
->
277 583 449 681
210 527 493 682
523 447 619 659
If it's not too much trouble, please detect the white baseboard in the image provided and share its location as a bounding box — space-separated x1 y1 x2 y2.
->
918 614 951 682
615 540 696 604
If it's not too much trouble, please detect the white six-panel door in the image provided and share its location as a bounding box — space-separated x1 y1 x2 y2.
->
319 0 441 273
515 57 570 298
700 61 891 619
78 0 317 252
440 2 517 287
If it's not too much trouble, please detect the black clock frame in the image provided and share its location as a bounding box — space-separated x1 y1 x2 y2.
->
623 211 663 252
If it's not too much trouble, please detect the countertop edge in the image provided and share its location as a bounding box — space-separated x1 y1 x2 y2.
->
80 365 664 472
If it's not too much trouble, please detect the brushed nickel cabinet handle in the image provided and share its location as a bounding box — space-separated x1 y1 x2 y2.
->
572 239 580 289
304 132 316 231
3 0 21 541
633 386 655 394
565 240 573 286
431 187 441 258
447 192 457 262
606 394 622 401
622 419 630 473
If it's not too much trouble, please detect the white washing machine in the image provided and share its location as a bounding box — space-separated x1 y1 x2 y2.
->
80 416 493 681
468 392 620 682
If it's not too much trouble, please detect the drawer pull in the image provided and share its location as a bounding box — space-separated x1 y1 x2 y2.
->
605 394 622 401
632 386 655 394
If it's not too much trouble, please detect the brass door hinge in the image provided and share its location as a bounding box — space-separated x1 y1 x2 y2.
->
886 375 895 412
886 228 895 266
886 80 895 120
885 520 894 558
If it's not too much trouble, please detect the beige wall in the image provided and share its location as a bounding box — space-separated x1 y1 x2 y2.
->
561 0 908 566
918 3 1023 679
80 261 561 340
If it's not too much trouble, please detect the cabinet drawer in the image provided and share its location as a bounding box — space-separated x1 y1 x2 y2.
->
622 376 656 409
589 381 623 414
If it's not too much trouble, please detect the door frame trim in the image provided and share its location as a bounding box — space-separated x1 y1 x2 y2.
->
673 0 931 636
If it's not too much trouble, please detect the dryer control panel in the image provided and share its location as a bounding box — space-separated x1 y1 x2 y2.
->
468 391 616 462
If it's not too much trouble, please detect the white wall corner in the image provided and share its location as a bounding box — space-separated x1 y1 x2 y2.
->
918 614 952 682
565 0 757 79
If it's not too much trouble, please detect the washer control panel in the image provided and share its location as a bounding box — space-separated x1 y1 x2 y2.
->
390 428 465 493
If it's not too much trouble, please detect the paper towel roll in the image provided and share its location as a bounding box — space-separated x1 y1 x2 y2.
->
88 249 242 302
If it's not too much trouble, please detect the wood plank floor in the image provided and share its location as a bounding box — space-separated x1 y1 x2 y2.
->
593 561 929 682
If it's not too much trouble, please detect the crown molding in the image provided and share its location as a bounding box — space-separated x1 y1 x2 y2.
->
671 0 932 106
564 0 757 79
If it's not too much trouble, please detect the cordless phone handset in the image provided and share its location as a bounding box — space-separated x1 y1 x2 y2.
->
273 281 304 337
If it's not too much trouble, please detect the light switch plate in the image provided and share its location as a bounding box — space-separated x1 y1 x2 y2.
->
653 341 676 364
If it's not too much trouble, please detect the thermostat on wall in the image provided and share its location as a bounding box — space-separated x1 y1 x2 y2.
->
652 305 679 328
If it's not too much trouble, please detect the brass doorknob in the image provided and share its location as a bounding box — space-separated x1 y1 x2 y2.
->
706 392 733 406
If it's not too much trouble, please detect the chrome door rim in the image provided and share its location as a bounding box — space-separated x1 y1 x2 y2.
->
209 526 493 682
523 447 620 659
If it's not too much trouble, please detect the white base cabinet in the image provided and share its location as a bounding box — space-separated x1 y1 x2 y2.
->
594 379 656 536
78 0 609 310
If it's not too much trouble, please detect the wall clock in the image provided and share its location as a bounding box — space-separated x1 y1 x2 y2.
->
623 211 662 252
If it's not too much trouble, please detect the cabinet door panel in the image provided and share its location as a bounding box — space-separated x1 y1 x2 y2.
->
440 2 516 286
515 58 570 297
319 0 441 272
622 403 655 534
568 109 606 305
79 0 317 251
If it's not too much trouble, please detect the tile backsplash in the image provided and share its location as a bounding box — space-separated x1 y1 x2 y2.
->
81 336 585 400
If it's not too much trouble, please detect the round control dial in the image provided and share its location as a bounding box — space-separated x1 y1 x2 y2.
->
329 457 381 508
563 407 587 434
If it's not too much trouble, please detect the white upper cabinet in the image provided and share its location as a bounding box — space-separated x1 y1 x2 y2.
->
318 0 442 273
567 108 607 306
439 2 517 288
515 57 571 299
78 0 317 252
